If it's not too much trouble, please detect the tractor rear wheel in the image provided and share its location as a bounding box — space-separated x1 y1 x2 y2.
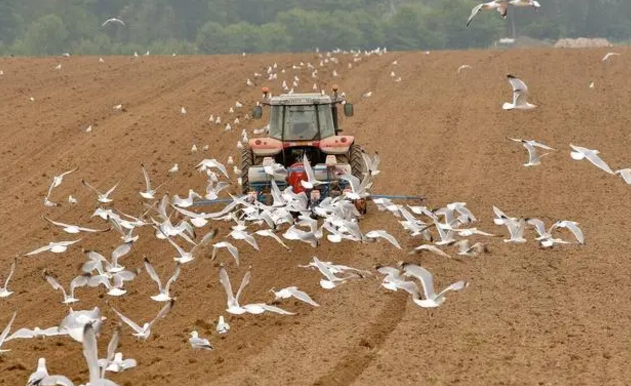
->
240 147 253 194
349 143 368 215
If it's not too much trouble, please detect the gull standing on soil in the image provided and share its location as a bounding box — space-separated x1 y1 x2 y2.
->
26 358 74 386
144 257 180 302
216 316 230 334
0 312 16 353
400 263 468 308
467 0 508 27
110 299 175 340
82 179 122 203
271 287 320 307
189 331 214 350
24 239 82 256
503 74 536 110
168 164 179 176
43 216 111 234
508 138 555 167
0 258 16 298
569 144 614 174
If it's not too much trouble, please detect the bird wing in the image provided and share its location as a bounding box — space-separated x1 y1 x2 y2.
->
6 327 35 340
164 263 181 294
104 179 122 197
106 326 120 365
81 323 101 384
3 258 16 289
522 141 540 164
507 75 529 106
288 288 319 307
402 264 435 299
531 140 554 150
413 244 452 258
110 306 143 333
0 312 16 346
466 3 484 26
235 269 252 305
141 164 152 191
111 241 133 265
302 154 317 183
219 267 237 307
44 272 68 299
42 216 73 229
313 257 339 282
148 299 175 328
585 152 614 174
143 258 163 290
24 244 52 256
81 179 102 195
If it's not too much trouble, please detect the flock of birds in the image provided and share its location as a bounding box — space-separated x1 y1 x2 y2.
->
0 18 627 384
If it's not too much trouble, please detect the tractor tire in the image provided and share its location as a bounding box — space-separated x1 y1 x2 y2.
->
240 147 253 194
349 143 364 180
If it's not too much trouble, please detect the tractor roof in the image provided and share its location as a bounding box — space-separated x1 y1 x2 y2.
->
267 93 336 106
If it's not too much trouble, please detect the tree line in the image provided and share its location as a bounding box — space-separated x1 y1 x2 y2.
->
0 0 629 56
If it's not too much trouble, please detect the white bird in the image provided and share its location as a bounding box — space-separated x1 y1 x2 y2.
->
101 18 125 27
168 163 179 176
361 151 380 176
550 221 585 244
55 63 62 71
191 144 197 153
68 195 78 205
81 322 119 386
365 230 401 249
110 299 175 340
44 270 89 304
7 326 66 341
614 169 631 185
338 173 372 200
411 244 452 258
254 229 290 250
509 0 541 9
0 312 16 353
312 257 362 290
181 107 187 115
212 242 240 265
271 287 319 307
457 65 472 73
101 352 136 374
45 167 78 198
508 138 555 167
235 101 243 108
82 179 121 203
24 239 82 256
58 307 105 343
503 74 536 110
189 331 213 350
0 258 16 298
467 0 508 27
361 91 372 99
219 266 294 315
113 104 122 111
246 78 254 86
216 316 230 334
140 163 165 200
26 358 74 386
569 144 614 174
503 218 527 243
144 257 180 302
400 263 468 308
454 240 488 257
602 52 620 62
43 216 110 234
196 159 229 179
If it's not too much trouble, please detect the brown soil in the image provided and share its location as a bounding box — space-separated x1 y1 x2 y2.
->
0 47 630 386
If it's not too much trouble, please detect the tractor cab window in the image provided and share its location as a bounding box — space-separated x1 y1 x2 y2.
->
269 105 335 141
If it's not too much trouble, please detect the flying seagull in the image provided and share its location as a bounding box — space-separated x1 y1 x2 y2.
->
508 138 555 167
569 144 614 175
101 18 125 27
467 1 508 27
503 74 536 110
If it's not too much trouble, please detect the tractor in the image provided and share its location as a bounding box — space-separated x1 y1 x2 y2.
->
241 86 367 213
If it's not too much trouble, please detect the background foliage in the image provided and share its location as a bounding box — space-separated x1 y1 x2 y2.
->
0 0 629 56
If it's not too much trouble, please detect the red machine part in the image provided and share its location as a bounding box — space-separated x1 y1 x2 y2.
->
287 162 308 194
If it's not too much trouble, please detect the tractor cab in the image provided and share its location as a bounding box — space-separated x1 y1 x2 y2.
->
241 87 365 212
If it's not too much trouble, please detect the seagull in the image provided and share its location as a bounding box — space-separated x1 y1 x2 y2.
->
212 242 240 265
254 229 290 250
168 164 179 176
270 286 319 307
6 326 66 341
400 263 468 308
189 331 213 350
82 179 122 203
83 242 133 275
144 257 180 302
101 352 137 374
101 18 125 27
508 138 555 167
602 52 620 62
196 159 229 179
411 244 452 258
550 221 585 244
110 299 175 340
338 173 372 200
454 240 488 257
140 164 165 200
81 322 119 386
58 307 105 343
0 312 17 353
44 270 89 304
503 74 536 110
45 167 78 198
0 258 16 298
467 0 508 27
113 104 122 111
181 107 187 115
457 65 472 73
24 239 82 256
219 266 294 315
43 216 111 234
361 151 380 176
312 257 363 290
503 217 527 243
615 169 631 185
26 358 74 386
365 230 401 249
216 316 230 334
570 144 614 174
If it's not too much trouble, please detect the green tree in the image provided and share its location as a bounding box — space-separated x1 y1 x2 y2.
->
196 21 227 54
0 0 23 45
23 14 69 55
259 22 291 53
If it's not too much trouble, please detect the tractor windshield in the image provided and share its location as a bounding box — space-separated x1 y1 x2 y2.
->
269 105 335 141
